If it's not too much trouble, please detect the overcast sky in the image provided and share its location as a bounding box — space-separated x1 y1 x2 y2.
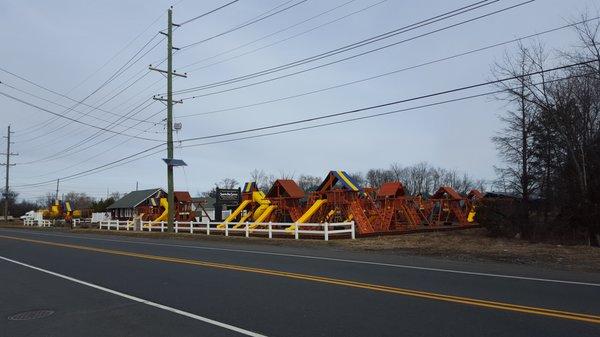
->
1 0 598 200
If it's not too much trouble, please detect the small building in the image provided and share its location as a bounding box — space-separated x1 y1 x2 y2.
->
172 191 195 221
107 188 165 220
191 197 215 221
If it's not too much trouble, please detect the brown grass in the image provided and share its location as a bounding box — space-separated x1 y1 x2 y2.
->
337 228 600 272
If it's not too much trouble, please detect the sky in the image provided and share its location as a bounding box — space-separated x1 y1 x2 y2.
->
1 0 598 201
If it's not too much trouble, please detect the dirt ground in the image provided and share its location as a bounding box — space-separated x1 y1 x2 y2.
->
337 228 600 273
2 222 599 273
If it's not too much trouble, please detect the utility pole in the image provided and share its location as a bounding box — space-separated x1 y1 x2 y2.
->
55 179 60 202
150 7 187 232
1 125 18 221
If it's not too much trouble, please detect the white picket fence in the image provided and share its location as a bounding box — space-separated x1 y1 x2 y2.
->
98 220 355 241
23 219 52 227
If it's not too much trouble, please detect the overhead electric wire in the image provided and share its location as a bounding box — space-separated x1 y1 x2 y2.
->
9 12 165 135
175 59 594 145
0 90 163 142
17 33 164 139
179 0 365 71
0 82 157 134
13 143 167 188
13 59 594 188
0 68 157 127
179 0 241 25
179 0 309 50
178 71 597 150
67 11 166 93
19 107 167 177
37 66 174 158
15 70 155 144
177 15 600 118
15 50 174 164
24 69 596 187
18 48 166 150
11 37 165 151
173 0 506 95
176 1 532 101
15 99 162 166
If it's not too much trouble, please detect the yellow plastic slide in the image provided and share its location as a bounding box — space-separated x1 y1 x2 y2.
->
150 198 169 225
250 205 276 229
218 199 251 228
252 202 270 220
286 199 326 231
222 191 273 229
233 211 254 228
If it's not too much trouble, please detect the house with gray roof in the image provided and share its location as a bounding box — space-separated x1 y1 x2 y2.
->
107 188 165 220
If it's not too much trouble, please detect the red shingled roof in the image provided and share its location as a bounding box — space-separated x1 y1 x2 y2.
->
267 180 304 198
431 186 462 200
174 191 192 203
467 189 484 200
377 182 406 198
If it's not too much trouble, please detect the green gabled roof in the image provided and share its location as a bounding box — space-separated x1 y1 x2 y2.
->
107 188 165 209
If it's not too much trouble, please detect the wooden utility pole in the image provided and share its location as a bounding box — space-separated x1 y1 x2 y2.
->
55 179 60 202
150 7 187 232
1 125 17 221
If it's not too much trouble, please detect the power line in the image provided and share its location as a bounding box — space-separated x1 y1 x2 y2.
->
27 69 596 188
13 143 166 188
179 0 365 71
17 33 164 139
13 59 593 188
16 56 166 153
9 12 165 135
175 59 594 145
29 35 165 134
180 72 597 150
177 15 600 118
0 82 157 134
18 108 167 177
0 67 157 126
176 1 532 101
16 101 163 166
179 0 309 50
0 91 163 142
173 0 507 95
67 12 166 93
14 71 156 144
15 69 170 165
179 0 241 25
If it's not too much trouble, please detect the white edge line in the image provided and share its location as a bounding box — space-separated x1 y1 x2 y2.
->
0 255 266 337
3 228 600 288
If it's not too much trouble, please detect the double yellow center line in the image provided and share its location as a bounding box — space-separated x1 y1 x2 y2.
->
1 234 599 324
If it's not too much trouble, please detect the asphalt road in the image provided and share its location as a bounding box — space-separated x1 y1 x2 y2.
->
1 228 599 337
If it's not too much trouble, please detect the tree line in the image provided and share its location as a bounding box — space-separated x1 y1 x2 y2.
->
487 13 600 245
200 163 484 198
0 190 121 217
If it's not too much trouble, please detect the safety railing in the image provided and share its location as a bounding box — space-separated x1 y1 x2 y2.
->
98 220 355 240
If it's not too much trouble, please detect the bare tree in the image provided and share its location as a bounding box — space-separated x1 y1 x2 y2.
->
347 171 366 188
490 13 600 244
297 174 321 192
217 178 239 189
249 169 272 191
63 192 93 209
491 42 540 235
365 169 394 188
